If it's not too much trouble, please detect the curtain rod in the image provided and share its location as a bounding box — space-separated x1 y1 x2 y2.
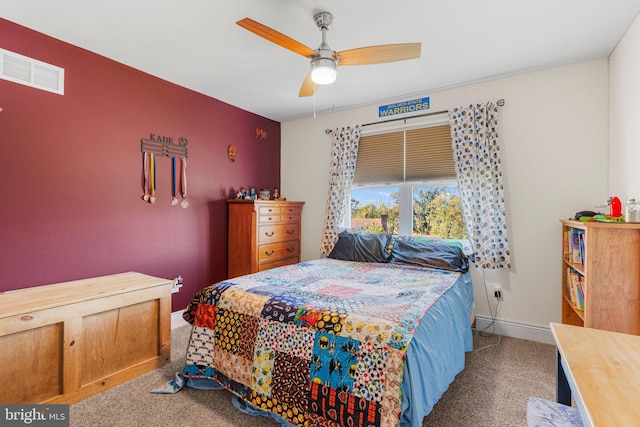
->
325 98 505 134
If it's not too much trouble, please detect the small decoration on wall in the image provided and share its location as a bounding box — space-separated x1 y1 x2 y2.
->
227 145 237 163
256 128 268 140
140 134 189 207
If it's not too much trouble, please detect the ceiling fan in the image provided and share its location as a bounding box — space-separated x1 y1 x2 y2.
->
237 11 421 97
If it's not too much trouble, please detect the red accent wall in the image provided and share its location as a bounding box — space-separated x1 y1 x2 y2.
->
0 19 281 310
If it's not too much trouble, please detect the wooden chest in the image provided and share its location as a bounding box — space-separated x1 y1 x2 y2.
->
0 272 172 404
227 199 304 278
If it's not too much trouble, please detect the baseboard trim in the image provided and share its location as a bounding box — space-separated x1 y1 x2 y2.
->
474 315 554 345
171 310 189 330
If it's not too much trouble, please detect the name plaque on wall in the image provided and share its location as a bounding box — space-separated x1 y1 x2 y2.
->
141 134 188 159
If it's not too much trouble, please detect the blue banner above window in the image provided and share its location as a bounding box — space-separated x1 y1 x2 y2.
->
378 97 430 117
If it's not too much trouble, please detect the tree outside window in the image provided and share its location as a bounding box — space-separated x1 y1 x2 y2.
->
350 184 467 240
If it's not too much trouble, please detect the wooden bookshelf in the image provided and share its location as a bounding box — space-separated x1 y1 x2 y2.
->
561 219 640 335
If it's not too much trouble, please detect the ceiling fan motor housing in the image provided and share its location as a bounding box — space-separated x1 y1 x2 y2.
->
314 11 334 31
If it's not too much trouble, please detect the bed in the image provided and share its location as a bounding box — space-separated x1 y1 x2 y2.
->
169 233 474 427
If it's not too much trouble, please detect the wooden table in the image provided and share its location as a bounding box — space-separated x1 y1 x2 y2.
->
550 322 640 427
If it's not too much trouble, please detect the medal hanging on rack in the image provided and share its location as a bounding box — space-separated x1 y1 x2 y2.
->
179 157 188 209
142 152 150 202
149 152 157 204
171 156 179 205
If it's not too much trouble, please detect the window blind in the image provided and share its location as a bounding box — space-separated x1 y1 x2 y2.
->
406 125 456 181
353 124 454 185
353 131 404 185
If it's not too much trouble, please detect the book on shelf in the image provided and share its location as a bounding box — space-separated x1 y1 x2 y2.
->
565 267 573 304
566 267 585 311
578 231 585 263
571 228 585 264
576 279 585 311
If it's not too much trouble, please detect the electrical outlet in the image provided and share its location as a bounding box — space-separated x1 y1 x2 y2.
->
493 286 503 299
171 275 183 294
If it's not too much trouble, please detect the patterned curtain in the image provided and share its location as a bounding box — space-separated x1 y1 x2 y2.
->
449 103 511 269
320 125 361 255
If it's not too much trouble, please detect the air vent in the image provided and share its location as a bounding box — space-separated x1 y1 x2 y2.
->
0 48 64 95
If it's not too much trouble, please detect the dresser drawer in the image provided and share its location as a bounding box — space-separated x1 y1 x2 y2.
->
281 205 301 216
258 213 301 224
258 213 281 224
259 224 300 244
258 256 299 272
258 205 301 215
258 205 281 215
258 241 300 262
280 212 301 223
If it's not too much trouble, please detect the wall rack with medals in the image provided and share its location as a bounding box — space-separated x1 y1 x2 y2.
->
140 134 189 208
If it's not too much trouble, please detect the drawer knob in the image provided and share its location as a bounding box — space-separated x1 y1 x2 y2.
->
286 247 295 252
286 229 295 235
265 231 275 237
265 249 275 256
20 315 33 321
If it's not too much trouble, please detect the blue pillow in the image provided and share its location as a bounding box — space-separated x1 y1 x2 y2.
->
328 232 394 263
389 239 469 272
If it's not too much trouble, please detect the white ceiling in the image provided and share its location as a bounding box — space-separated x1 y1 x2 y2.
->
1 1 640 122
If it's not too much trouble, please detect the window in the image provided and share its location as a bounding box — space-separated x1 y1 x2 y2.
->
349 118 467 241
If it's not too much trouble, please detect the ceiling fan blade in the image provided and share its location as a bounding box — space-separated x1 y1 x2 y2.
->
237 18 316 58
298 73 317 97
336 43 421 66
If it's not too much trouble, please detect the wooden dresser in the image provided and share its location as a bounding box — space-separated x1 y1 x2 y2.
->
228 199 304 278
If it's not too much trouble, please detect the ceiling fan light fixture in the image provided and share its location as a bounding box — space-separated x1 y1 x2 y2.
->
310 57 337 85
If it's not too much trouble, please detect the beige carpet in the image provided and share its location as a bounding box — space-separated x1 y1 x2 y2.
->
70 325 556 427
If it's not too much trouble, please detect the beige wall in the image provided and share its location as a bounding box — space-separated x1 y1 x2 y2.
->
610 14 640 201
281 60 609 342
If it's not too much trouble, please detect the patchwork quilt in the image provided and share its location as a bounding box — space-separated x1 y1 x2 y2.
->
182 258 462 427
